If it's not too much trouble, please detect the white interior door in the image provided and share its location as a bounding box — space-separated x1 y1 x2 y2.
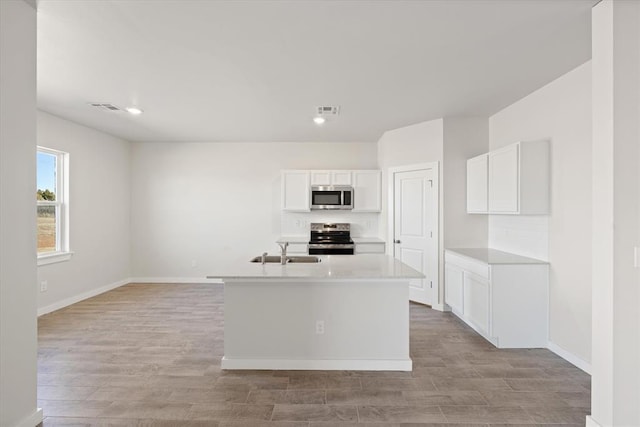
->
393 167 438 305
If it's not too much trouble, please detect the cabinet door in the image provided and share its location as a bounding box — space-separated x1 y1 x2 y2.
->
467 154 488 213
281 171 310 211
463 272 490 334
445 263 464 314
310 171 331 186
331 171 352 185
352 170 381 212
488 144 519 213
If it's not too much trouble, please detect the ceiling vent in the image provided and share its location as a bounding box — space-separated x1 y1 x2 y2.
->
316 106 340 116
89 102 122 112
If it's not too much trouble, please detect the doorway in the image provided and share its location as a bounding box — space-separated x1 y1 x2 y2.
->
388 163 439 306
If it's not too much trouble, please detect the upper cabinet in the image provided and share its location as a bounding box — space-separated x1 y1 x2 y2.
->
281 170 310 212
466 154 488 213
352 170 382 212
310 170 352 186
282 169 381 212
467 140 549 215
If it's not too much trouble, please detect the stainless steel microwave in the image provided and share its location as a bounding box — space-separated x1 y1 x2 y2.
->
310 186 354 210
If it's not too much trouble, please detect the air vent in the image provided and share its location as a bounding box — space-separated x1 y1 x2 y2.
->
89 103 122 112
316 105 340 116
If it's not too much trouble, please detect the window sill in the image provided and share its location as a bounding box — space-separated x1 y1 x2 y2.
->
38 251 73 266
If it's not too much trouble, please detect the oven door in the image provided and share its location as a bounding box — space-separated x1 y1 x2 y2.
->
308 244 355 255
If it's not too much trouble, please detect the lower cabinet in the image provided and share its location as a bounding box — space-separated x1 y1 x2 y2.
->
444 249 549 348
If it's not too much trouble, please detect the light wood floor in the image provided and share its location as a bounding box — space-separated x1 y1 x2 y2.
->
38 283 590 426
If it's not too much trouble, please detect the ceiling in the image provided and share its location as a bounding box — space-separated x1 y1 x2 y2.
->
37 0 595 143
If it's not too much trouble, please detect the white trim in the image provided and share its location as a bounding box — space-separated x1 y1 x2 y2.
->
585 416 602 427
430 302 447 312
130 277 222 284
221 357 412 371
38 278 130 317
37 146 70 256
15 408 43 427
37 251 73 266
547 340 592 374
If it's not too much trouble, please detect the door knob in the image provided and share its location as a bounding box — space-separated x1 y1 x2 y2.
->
394 239 401 244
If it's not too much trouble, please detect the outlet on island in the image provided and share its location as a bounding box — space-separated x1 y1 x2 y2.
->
40 280 48 292
315 320 325 335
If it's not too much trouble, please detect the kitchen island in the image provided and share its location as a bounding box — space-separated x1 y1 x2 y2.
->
207 254 423 371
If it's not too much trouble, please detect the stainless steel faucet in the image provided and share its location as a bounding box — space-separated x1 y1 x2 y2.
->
278 242 289 265
261 252 268 265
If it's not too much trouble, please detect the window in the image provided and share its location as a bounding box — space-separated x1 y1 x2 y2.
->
37 147 71 265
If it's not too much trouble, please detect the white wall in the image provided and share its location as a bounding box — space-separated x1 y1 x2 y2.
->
37 112 132 314
377 119 445 247
489 62 592 367
0 1 41 426
442 117 489 249
590 1 640 425
377 119 445 302
130 142 377 279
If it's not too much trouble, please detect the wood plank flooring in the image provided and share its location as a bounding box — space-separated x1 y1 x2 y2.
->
38 283 590 426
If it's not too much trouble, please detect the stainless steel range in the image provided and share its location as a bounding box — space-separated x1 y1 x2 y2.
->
308 223 355 255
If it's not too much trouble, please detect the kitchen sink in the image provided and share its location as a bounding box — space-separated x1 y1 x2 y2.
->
249 256 283 263
287 256 321 263
249 255 321 264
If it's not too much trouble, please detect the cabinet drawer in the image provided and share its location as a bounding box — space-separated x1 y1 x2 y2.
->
444 251 489 279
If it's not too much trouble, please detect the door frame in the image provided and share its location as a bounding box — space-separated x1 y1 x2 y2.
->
387 162 443 310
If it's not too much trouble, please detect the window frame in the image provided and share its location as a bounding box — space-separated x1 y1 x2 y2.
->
37 146 72 265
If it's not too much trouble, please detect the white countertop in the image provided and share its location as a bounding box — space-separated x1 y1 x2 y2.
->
276 236 385 244
276 236 308 244
446 248 548 265
206 254 423 280
352 237 385 244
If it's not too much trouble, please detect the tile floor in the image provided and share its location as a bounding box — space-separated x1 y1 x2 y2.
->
37 283 591 426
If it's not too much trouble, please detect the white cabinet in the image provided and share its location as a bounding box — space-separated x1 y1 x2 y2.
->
488 144 520 213
281 170 310 212
352 170 381 212
310 170 352 186
463 272 490 334
466 154 488 213
467 140 549 214
444 249 549 348
444 263 464 314
282 169 381 213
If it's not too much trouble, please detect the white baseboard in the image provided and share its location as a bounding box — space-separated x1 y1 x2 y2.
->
431 302 448 312
130 277 222 284
585 415 602 427
38 278 131 317
547 340 592 374
16 408 43 427
221 357 412 371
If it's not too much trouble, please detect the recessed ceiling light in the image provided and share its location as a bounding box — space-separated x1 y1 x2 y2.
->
126 107 143 115
313 117 326 125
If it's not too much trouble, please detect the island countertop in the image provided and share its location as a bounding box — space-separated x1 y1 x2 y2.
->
445 248 548 265
206 254 424 280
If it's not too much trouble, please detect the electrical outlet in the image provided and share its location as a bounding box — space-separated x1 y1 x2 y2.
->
315 320 325 335
191 260 197 268
40 280 48 292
